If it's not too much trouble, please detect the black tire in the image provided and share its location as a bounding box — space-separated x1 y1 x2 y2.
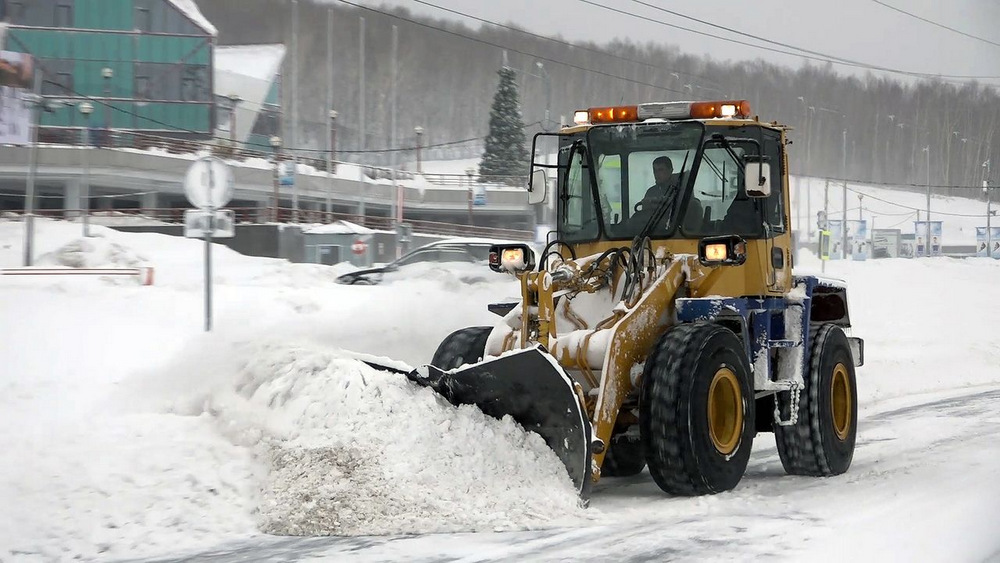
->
601 434 646 477
640 322 755 495
431 326 493 369
774 324 858 476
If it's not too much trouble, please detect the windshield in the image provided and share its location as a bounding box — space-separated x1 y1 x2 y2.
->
558 122 704 240
556 122 784 241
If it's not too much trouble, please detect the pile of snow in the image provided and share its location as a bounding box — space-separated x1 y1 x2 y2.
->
170 341 586 536
35 235 148 269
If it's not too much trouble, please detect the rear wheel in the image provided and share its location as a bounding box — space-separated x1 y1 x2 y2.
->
431 326 493 369
640 322 755 495
774 324 858 475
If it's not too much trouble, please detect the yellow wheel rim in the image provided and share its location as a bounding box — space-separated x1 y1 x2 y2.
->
708 367 743 455
831 363 852 441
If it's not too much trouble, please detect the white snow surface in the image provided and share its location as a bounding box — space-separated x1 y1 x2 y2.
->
215 44 285 82
168 0 217 35
2 216 1000 561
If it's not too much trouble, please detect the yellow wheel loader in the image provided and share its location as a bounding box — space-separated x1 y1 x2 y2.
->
373 100 864 497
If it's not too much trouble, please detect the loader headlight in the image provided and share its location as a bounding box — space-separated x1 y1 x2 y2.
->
489 244 536 274
698 235 748 267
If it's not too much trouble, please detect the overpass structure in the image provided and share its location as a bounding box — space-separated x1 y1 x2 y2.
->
0 143 540 236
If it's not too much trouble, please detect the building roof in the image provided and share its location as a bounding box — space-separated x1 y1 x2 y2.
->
215 44 286 82
214 44 286 143
168 0 217 36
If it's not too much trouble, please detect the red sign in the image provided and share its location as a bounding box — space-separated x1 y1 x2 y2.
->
351 239 368 255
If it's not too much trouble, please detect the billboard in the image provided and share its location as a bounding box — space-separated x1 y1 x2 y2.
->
975 227 1000 259
871 229 902 259
827 220 844 260
848 219 868 261
913 221 943 257
0 50 34 146
826 220 868 260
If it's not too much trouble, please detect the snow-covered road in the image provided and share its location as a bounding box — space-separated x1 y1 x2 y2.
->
150 386 1000 563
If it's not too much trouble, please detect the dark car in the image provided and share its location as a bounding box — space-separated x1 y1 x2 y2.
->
335 240 522 285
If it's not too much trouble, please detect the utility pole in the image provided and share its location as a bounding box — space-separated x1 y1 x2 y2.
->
359 16 366 163
985 159 992 257
924 145 931 257
822 179 829 274
414 126 424 173
841 127 847 259
536 61 551 131
327 110 337 217
326 6 335 219
23 71 43 267
358 15 366 223
78 102 94 237
102 67 113 147
270 136 282 222
390 24 400 225
291 0 300 221
466 167 475 226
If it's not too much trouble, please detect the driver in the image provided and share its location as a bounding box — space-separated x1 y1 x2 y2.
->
630 156 680 226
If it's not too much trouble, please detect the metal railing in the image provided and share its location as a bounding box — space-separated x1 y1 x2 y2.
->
2 208 535 241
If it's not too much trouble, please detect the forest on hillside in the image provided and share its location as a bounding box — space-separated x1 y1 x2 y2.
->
197 0 1000 193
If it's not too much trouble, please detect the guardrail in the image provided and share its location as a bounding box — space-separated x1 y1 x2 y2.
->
3 208 536 241
0 267 155 285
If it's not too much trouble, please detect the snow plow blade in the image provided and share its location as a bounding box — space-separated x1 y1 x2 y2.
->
365 347 593 496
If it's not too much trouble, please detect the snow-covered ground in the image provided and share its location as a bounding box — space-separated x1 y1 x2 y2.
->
2 218 999 562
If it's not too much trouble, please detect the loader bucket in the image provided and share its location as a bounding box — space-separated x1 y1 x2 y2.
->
365 346 593 496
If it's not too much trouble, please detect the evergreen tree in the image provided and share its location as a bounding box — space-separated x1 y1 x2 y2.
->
479 66 529 184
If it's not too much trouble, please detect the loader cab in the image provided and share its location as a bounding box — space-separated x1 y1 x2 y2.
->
528 100 792 296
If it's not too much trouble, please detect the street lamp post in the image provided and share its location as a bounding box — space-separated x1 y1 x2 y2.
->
466 167 475 226
535 61 552 131
270 135 282 223
102 67 113 147
78 101 94 237
326 109 338 217
414 125 424 173
226 93 242 148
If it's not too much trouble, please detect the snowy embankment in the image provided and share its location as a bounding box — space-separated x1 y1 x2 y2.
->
1 218 999 561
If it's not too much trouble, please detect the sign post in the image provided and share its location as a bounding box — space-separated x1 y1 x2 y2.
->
184 157 235 332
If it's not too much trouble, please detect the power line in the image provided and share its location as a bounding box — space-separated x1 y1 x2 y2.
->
407 0 718 85
869 0 1000 49
41 78 535 155
335 0 688 95
575 0 1000 81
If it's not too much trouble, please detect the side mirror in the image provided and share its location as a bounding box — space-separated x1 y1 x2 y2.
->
744 161 772 198
528 169 548 205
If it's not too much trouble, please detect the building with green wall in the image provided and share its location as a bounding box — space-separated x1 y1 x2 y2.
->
1 0 216 142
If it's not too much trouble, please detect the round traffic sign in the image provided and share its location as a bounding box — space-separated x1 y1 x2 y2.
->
184 157 234 209
352 239 368 255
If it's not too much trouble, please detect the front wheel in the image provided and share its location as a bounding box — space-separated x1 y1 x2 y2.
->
431 326 493 369
640 322 755 496
774 324 858 476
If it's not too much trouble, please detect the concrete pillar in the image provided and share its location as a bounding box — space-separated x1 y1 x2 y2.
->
141 191 158 211
63 178 81 219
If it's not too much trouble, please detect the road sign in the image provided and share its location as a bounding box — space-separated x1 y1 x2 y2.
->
184 209 235 239
351 239 368 255
184 157 234 209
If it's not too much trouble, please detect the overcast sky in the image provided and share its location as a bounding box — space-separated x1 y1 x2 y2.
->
353 0 1000 86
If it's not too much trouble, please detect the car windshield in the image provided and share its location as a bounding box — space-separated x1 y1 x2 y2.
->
558 122 704 240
